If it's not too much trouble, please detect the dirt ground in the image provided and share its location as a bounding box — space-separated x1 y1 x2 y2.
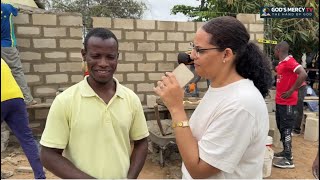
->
1 134 318 179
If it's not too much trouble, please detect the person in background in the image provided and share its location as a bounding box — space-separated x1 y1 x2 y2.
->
272 41 307 168
1 58 46 179
292 82 307 136
154 16 273 179
40 28 149 179
1 2 36 105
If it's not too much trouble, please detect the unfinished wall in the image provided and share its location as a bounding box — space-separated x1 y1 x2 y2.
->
12 12 264 134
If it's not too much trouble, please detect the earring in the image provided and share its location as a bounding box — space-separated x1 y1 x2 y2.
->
223 60 226 63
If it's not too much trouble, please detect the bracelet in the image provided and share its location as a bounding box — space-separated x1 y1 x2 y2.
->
172 121 189 128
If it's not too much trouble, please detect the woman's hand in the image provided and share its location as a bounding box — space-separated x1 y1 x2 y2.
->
154 72 184 113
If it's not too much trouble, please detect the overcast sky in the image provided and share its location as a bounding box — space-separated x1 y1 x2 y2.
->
141 0 200 21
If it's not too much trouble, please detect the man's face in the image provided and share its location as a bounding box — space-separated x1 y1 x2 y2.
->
82 36 118 84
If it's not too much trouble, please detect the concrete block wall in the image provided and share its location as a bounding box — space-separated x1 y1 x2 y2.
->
14 12 83 104
13 12 83 135
91 14 264 103
12 12 263 134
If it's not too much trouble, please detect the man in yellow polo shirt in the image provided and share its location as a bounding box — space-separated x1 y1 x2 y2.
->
40 28 149 179
1 58 46 179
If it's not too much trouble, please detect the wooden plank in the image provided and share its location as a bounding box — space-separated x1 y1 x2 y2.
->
26 103 51 109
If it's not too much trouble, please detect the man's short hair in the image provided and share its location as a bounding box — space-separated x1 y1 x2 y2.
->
84 28 118 50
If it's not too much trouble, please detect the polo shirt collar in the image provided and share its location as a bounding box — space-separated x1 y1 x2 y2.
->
278 55 293 64
80 76 125 99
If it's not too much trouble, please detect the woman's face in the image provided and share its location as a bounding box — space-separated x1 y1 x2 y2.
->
190 28 225 81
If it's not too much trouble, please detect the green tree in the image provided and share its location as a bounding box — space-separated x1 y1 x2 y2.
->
41 0 147 28
171 0 319 61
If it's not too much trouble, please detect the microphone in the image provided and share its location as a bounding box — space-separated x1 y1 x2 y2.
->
178 52 193 65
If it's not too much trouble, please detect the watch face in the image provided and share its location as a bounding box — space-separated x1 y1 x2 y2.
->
178 122 183 126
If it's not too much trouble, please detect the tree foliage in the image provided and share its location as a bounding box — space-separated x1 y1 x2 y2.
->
41 0 147 28
171 0 319 61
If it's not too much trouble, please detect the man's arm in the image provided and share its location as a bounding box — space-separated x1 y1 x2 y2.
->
127 138 148 179
40 146 95 179
281 66 307 98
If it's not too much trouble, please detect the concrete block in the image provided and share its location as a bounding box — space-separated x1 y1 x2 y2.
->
147 95 158 108
249 24 264 32
146 53 164 61
125 31 144 40
157 21 176 30
59 62 82 72
34 86 58 96
137 43 155 51
250 33 254 41
35 109 49 119
123 84 134 91
25 75 41 83
13 13 29 24
69 52 83 61
45 51 67 59
16 38 31 48
33 39 56 48
22 63 30 73
20 52 41 61
268 112 282 148
158 63 175 71
71 75 84 83
186 32 195 41
44 27 66 37
158 43 176 51
236 14 256 24
137 83 155 92
116 64 135 72
113 18 134 29
136 19 155 29
59 16 82 26
178 42 190 51
119 42 135 51
70 27 83 37
45 99 55 103
59 39 83 48
196 22 205 29
124 53 143 62
33 63 57 72
265 100 275 113
137 94 144 102
146 32 165 41
46 74 69 83
113 74 123 82
138 63 156 72
112 30 122 40
33 14 57 25
167 32 184 41
304 117 319 141
177 22 195 31
166 53 178 62
243 24 249 30
92 17 111 28
255 14 264 23
256 33 264 40
17 27 40 35
148 73 163 80
127 73 145 81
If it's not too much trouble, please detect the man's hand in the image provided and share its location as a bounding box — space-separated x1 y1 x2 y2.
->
281 90 294 99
